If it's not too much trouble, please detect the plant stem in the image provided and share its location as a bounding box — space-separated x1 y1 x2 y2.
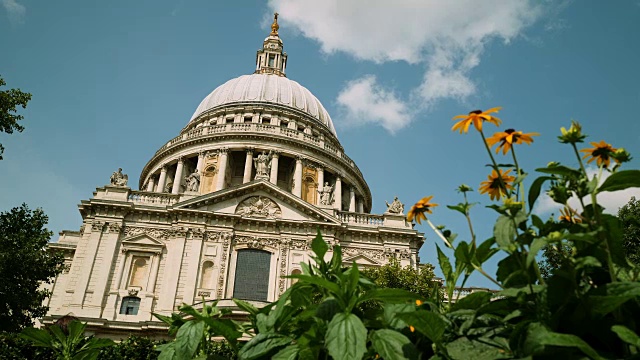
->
463 192 477 248
511 146 526 205
426 218 453 248
480 130 510 199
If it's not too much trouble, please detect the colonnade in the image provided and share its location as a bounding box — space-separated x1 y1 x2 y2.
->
144 147 366 212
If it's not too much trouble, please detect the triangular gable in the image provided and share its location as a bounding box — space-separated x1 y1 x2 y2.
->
173 180 341 224
343 254 381 266
121 233 164 252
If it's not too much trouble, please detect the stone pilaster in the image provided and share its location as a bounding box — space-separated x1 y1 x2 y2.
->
90 222 123 316
317 166 324 192
182 229 205 305
334 175 342 210
69 221 105 312
349 187 356 212
196 151 205 172
156 227 187 313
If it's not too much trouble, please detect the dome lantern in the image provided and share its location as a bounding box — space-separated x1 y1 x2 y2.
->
255 13 287 77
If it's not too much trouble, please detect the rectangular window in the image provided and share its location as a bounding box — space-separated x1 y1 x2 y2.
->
268 55 275 67
119 297 141 315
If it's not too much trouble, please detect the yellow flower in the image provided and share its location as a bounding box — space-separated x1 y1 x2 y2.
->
409 325 415 333
486 129 539 154
415 299 423 306
580 140 617 168
559 207 581 224
407 196 438 224
452 107 502 133
559 120 586 144
479 169 515 201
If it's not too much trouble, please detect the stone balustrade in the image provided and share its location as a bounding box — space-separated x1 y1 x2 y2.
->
152 123 365 180
128 191 181 206
337 211 384 227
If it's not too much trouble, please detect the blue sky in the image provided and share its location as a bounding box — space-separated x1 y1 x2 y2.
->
1 1 640 288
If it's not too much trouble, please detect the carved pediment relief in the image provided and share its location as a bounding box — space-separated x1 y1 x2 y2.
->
343 254 381 266
121 233 165 254
235 196 282 219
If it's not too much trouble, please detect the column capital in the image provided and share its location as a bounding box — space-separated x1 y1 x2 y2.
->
295 155 304 162
245 147 255 154
176 156 184 164
270 150 281 158
218 147 229 154
198 150 206 157
160 165 168 172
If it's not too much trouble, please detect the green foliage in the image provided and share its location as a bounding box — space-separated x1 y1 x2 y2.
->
0 332 54 359
97 336 161 360
0 75 31 160
360 259 439 300
20 320 114 360
619 196 640 265
0 204 65 332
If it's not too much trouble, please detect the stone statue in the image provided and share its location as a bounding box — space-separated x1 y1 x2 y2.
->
253 151 272 180
385 196 404 214
317 182 334 205
164 180 173 193
235 196 282 219
110 168 128 187
185 169 200 192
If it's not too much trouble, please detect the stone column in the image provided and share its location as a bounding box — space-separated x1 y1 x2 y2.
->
334 176 342 210
196 151 205 172
357 198 364 213
293 156 303 197
172 158 184 194
89 222 122 311
270 151 280 184
157 166 168 193
349 186 356 212
146 176 155 192
317 166 324 190
243 148 254 183
215 148 229 192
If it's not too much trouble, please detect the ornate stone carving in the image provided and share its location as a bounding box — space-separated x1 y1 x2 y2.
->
128 288 139 296
218 147 229 155
185 169 201 192
318 182 334 205
170 227 188 238
107 223 122 234
91 221 105 232
123 226 171 240
253 151 273 180
385 197 404 215
234 235 280 250
289 239 309 251
110 168 129 187
197 291 211 297
342 246 385 260
164 180 173 193
235 196 282 219
217 234 232 298
279 245 289 295
191 228 204 240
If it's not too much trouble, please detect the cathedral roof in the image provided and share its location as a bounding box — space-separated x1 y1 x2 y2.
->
189 74 336 136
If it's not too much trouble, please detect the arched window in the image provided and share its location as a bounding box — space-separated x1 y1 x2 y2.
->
200 261 215 289
290 268 302 285
119 296 141 315
233 249 271 301
128 257 149 288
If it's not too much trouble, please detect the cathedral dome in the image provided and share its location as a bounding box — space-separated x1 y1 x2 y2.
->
189 74 337 136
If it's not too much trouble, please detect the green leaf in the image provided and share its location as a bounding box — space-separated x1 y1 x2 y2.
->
233 299 260 317
370 329 419 360
454 241 471 275
445 336 511 360
20 327 53 347
452 291 492 311
535 164 581 178
202 317 241 343
473 238 497 267
272 344 299 360
397 310 446 343
316 298 341 321
358 288 419 305
523 322 603 359
494 215 517 252
526 237 550 268
497 285 544 298
436 244 453 281
611 325 640 348
238 333 292 360
174 320 204 360
598 170 640 192
383 304 414 329
588 282 640 315
157 342 177 360
325 313 367 360
311 229 329 260
288 274 342 294
528 176 553 212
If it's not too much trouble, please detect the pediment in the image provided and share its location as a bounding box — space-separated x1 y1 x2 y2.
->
121 233 164 252
173 180 341 225
343 254 381 266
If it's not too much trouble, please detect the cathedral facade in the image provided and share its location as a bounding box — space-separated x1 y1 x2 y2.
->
43 16 425 338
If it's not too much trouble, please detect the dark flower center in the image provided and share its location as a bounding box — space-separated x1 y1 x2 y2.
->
469 110 483 115
504 129 515 134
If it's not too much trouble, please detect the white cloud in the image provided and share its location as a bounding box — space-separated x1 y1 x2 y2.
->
533 167 640 216
336 75 412 133
268 0 544 132
2 0 26 24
